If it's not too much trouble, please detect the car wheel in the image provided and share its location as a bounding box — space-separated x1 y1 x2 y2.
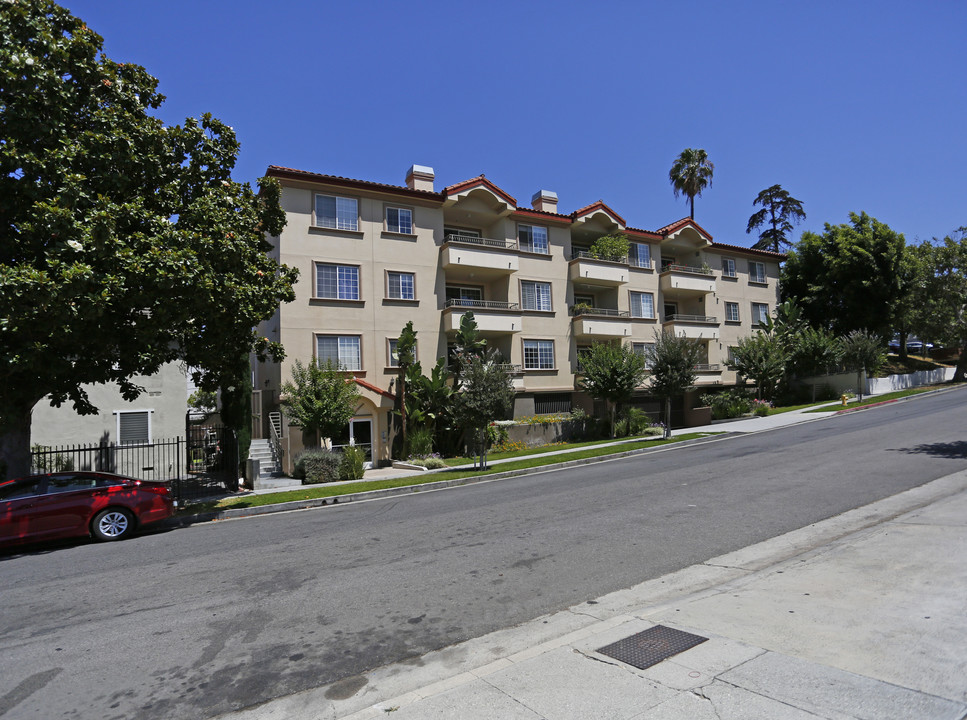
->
92 508 134 541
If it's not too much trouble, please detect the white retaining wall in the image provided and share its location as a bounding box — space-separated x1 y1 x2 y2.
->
803 367 954 396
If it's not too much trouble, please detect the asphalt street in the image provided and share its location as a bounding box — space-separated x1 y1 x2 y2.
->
1 388 965 720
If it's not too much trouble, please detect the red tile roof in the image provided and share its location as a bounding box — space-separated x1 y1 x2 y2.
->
710 241 786 260
443 175 517 206
265 166 443 200
354 378 395 399
571 200 626 226
656 217 713 239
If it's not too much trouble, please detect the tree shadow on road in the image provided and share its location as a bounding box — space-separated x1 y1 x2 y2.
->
890 441 967 459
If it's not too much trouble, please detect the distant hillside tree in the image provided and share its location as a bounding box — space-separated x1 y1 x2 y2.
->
746 185 806 253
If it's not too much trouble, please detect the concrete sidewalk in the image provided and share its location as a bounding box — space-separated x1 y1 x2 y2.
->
221 467 967 720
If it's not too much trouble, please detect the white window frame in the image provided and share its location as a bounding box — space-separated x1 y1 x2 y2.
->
386 337 411 368
386 270 415 300
114 409 152 445
749 261 766 284
521 280 552 311
314 194 358 231
523 339 555 370
385 206 413 234
722 257 737 278
632 342 655 369
751 302 770 326
630 242 651 268
725 301 740 322
316 335 362 371
315 263 360 300
630 291 655 319
518 224 549 254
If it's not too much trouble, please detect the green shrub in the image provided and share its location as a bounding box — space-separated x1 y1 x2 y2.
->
702 389 753 419
423 457 447 469
294 449 340 484
339 446 366 481
622 407 650 435
486 423 509 447
407 427 434 458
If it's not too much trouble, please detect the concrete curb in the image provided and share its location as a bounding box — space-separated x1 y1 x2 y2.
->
168 383 964 532
164 433 731 529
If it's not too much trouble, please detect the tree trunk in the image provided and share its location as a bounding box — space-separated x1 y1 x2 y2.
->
954 347 967 383
664 399 672 439
689 196 695 220
898 331 908 360
609 400 616 438
0 400 35 481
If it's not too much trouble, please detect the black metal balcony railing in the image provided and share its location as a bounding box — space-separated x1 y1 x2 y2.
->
569 306 630 318
693 364 721 372
664 314 718 324
660 263 715 276
444 234 518 250
628 256 654 269
444 298 520 311
570 249 627 263
494 363 524 376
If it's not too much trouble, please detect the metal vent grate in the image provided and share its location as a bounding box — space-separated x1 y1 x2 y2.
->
596 625 708 670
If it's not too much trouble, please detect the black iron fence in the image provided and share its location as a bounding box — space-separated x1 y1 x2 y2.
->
30 423 239 504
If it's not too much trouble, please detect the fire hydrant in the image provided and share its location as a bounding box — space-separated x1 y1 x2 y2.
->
841 393 849 407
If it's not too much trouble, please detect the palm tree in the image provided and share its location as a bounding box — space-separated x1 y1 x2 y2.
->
746 184 806 253
668 148 714 219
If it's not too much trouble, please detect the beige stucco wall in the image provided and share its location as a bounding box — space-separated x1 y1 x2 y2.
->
31 362 188 447
260 169 784 447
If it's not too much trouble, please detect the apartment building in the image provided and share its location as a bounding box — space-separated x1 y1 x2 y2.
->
254 164 782 466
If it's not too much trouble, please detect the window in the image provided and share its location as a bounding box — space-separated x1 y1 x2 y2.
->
727 346 739 365
47 473 98 494
316 263 359 300
749 261 766 284
315 194 358 231
387 271 415 300
630 291 655 318
534 393 571 414
386 207 412 234
387 338 401 367
518 224 549 254
722 257 737 278
0 477 44 500
632 342 656 369
523 339 554 370
445 285 483 304
117 410 150 444
752 302 770 325
629 243 651 268
316 335 361 371
725 301 740 322
521 280 552 311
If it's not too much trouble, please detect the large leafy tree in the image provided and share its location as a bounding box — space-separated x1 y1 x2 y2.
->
746 184 806 253
780 212 905 339
0 1 298 479
577 342 648 438
668 148 714 220
910 229 967 380
646 331 702 438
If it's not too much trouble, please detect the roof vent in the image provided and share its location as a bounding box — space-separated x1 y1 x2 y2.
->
406 165 435 192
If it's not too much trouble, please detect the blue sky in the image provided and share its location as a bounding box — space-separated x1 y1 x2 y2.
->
65 0 966 247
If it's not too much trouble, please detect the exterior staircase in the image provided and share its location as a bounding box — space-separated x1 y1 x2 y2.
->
248 437 297 491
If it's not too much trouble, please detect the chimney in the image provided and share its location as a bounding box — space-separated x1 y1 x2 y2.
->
532 189 558 213
405 164 435 192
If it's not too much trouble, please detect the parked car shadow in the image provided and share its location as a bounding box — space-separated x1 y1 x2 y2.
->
890 441 967 459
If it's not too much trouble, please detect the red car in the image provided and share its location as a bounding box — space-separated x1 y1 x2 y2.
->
0 471 175 547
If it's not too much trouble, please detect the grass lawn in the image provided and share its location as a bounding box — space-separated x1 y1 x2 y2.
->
445 433 666 464
768 399 842 415
182 432 716 515
879 354 949 376
804 386 943 413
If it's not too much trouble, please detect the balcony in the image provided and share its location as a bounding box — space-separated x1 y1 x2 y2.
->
662 314 720 340
442 299 522 334
442 234 519 276
570 306 632 338
693 364 721 372
568 250 629 287
659 263 716 295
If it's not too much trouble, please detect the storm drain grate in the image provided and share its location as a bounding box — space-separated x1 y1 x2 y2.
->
596 625 708 670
